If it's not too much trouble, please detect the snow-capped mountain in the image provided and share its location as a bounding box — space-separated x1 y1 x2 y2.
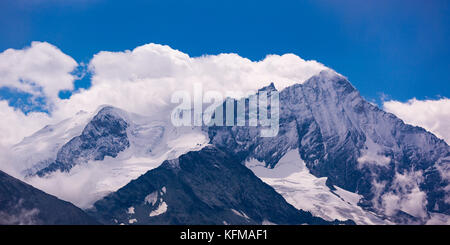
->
208 70 449 224
88 146 352 225
12 110 93 176
245 149 389 224
6 70 449 224
17 106 208 177
35 106 131 176
12 106 208 208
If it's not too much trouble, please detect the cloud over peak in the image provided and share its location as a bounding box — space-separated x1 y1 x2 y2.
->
384 98 450 144
0 41 327 146
89 42 327 91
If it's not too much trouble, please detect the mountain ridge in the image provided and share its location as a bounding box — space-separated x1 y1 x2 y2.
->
208 70 449 223
5 70 449 224
88 146 354 225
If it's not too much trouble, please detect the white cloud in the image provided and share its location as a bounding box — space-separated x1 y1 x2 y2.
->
381 170 428 219
0 42 327 147
77 43 327 117
0 101 52 146
357 138 391 168
383 98 450 144
0 41 78 102
89 43 325 91
54 43 327 120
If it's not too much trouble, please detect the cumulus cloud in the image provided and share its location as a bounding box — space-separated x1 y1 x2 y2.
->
76 43 327 117
0 41 78 102
0 42 79 146
0 42 327 147
384 98 450 144
89 43 325 91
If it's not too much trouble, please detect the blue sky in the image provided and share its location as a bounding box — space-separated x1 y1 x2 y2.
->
0 0 449 108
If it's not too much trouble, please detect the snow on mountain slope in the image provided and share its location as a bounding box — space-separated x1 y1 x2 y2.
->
209 70 450 224
88 146 351 225
245 149 389 224
11 110 93 175
12 106 209 208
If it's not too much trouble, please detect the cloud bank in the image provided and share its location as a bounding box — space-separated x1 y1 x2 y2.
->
0 42 327 148
384 98 450 144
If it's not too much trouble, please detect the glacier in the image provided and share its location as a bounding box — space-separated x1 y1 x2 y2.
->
245 149 389 224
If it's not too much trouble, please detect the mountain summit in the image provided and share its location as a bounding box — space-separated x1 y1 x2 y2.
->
6 70 449 224
208 70 449 223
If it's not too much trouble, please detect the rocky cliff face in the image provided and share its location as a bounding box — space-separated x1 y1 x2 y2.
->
88 146 352 225
36 106 130 176
208 70 449 223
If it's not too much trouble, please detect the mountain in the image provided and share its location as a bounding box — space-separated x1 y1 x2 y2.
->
16 106 208 177
88 146 352 225
0 170 98 225
12 106 208 208
12 110 92 176
208 70 449 224
245 148 389 224
35 106 131 176
7 70 449 224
